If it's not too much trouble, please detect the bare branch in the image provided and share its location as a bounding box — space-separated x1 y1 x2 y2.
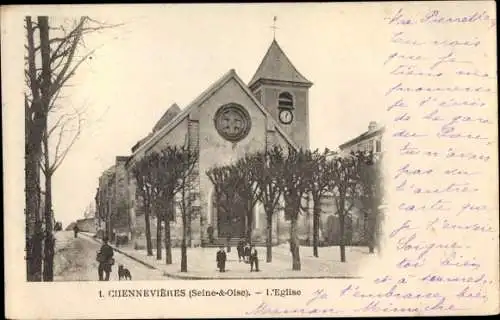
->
50 109 83 172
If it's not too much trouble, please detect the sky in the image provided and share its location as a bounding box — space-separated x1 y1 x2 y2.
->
26 4 386 227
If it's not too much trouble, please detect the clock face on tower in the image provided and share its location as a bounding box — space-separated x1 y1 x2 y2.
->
278 109 293 124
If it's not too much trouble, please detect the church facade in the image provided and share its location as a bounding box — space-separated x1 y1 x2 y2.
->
99 40 346 248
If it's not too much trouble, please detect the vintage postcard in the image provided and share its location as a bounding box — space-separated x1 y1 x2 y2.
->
2 1 499 318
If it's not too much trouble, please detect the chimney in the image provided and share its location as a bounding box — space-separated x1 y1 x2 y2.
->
368 121 377 131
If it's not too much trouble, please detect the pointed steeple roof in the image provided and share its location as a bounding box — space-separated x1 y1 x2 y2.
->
249 39 312 88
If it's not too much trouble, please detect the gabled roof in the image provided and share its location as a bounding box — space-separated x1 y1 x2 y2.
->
339 126 385 150
249 39 312 88
153 103 181 132
128 69 298 164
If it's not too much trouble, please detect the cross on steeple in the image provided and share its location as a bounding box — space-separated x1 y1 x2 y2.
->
270 16 278 40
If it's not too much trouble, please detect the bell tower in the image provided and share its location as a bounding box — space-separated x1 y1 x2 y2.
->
248 39 313 149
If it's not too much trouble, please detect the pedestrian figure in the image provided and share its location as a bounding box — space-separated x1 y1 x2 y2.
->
73 225 79 238
216 246 226 272
96 236 114 281
236 240 245 262
249 245 260 272
244 243 251 263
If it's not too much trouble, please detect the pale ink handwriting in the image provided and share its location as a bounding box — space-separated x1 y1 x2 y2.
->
398 199 452 213
385 8 495 27
427 218 493 234
391 31 481 48
456 203 489 215
396 232 466 259
420 273 489 284
396 179 479 194
385 82 493 96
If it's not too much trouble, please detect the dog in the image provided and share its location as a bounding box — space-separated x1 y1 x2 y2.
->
118 264 132 280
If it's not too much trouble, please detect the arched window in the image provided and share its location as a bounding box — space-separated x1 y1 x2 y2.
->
278 92 294 109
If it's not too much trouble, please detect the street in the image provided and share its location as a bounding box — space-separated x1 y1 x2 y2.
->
53 231 167 281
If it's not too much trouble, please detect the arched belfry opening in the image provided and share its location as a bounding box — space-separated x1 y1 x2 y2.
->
278 91 294 109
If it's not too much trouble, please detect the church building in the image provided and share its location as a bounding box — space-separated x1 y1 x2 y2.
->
118 40 322 248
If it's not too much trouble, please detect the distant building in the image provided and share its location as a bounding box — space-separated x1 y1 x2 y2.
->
339 121 384 155
75 217 97 233
95 158 131 240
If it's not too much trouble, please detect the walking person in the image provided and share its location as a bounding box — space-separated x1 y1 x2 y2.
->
96 236 114 281
236 240 245 262
249 245 260 272
216 246 227 272
244 243 251 263
73 224 79 238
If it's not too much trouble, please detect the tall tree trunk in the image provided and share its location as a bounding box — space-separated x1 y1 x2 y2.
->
312 196 321 258
38 16 54 282
43 171 55 281
165 219 172 264
187 209 192 248
276 210 280 245
25 15 44 282
144 203 153 256
290 215 301 271
181 208 188 272
339 211 346 263
246 200 253 245
25 149 42 282
266 209 273 263
367 209 376 254
156 208 162 260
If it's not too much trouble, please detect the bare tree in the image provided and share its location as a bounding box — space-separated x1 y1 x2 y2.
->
25 15 121 281
175 147 198 272
251 146 285 262
280 147 309 271
355 151 384 254
132 155 157 256
329 153 360 263
206 165 241 249
304 148 333 258
232 156 261 244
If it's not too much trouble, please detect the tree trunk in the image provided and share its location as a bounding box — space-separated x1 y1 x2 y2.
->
25 16 45 282
312 197 321 258
266 211 273 263
290 218 301 271
38 15 54 282
156 208 162 260
246 201 253 245
25 149 42 282
290 215 301 271
181 211 188 272
165 219 172 265
276 211 280 245
339 212 346 263
43 171 55 281
187 210 192 248
144 203 153 256
367 209 376 254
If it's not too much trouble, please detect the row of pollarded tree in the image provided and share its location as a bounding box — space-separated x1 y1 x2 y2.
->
24 16 118 281
132 144 383 273
131 145 198 272
206 146 384 271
